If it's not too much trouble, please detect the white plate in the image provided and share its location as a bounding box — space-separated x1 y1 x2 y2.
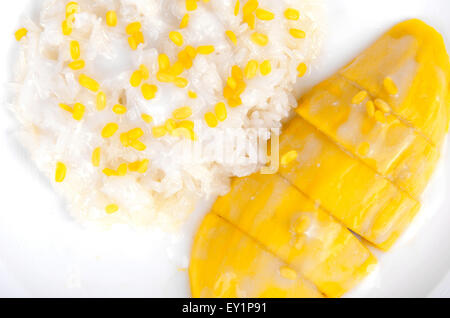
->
1 0 450 298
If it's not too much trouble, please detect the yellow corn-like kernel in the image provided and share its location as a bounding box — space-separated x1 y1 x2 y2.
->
295 215 311 234
141 113 153 123
225 30 237 45
256 8 274 21
352 90 368 104
171 127 192 140
185 45 197 59
180 14 189 29
186 0 198 11
126 22 142 35
157 71 176 83
383 76 399 95
116 163 128 176
244 14 256 30
59 103 73 113
260 60 272 76
128 128 144 140
178 51 193 70
281 150 298 166
231 65 243 81
133 31 144 44
106 10 117 27
188 91 197 98
129 159 149 173
223 86 234 100
251 32 269 46
96 91 107 111
297 62 307 77
72 103 85 121
374 98 391 113
103 168 118 177
284 8 300 20
120 133 131 147
141 84 158 100
92 147 101 167
120 132 131 147
357 142 371 157
245 60 259 79
70 40 80 60
366 100 375 117
234 0 240 16
14 28 28 41
280 267 297 280
131 140 147 151
137 159 150 173
79 74 100 92
227 77 238 90
228 97 242 108
130 70 143 87
173 106 193 120
205 112 218 128
165 118 177 132
105 204 119 214
179 120 195 130
214 102 227 122
113 104 127 115
128 36 138 50
55 162 67 183
62 20 73 36
290 28 306 39
152 125 167 138
169 31 184 47
68 60 85 70
168 61 184 76
66 2 79 17
174 77 188 88
158 53 170 71
243 0 258 16
375 110 387 123
140 64 150 80
101 123 119 138
197 45 215 55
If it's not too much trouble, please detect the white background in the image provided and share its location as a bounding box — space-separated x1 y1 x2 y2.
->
1 0 450 297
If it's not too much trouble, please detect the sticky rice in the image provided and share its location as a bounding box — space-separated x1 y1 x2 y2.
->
10 0 323 228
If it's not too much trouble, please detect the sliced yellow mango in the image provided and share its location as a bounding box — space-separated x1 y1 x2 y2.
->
213 173 376 298
340 19 450 147
190 19 449 298
278 116 420 250
297 74 440 198
189 214 323 298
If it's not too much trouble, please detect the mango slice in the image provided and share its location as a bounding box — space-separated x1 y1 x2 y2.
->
189 214 323 298
297 74 439 198
212 173 376 297
279 116 421 250
340 19 450 147
189 19 449 298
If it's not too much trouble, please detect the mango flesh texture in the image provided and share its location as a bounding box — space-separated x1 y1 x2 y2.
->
340 19 450 148
297 74 440 198
279 116 421 251
189 214 324 298
212 173 376 298
189 19 449 298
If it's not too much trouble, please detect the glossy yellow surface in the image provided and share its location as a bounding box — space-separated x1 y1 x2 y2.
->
340 19 450 147
213 173 376 297
297 75 439 198
278 116 420 250
189 19 450 299
190 214 323 298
